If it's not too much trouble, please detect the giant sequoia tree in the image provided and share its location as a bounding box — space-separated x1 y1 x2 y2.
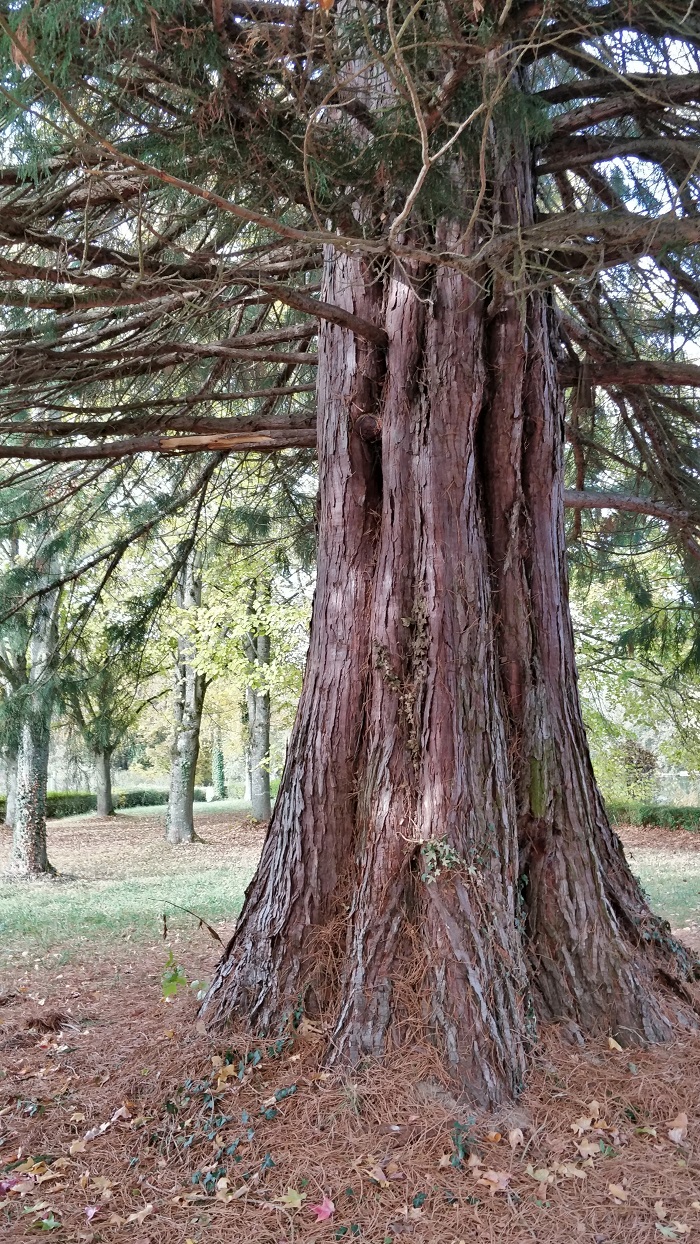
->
1 0 700 1100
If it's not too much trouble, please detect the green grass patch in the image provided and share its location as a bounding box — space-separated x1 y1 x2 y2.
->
0 865 251 961
114 797 253 819
628 849 700 927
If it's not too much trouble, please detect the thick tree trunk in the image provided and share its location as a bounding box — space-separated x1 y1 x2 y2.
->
477 146 679 1043
166 557 207 845
3 746 17 828
203 241 530 1103
94 749 114 817
202 161 692 1100
8 716 52 876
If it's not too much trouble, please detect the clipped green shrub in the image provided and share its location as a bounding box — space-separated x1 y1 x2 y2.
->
114 789 168 808
607 800 700 832
114 788 206 807
0 788 210 823
1 792 98 820
606 800 644 826
47 792 97 818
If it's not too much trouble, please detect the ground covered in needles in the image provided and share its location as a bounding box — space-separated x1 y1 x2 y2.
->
0 816 699 1242
1 945 700 1244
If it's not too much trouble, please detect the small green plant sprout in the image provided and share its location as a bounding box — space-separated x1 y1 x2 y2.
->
420 838 467 884
189 978 209 1002
161 950 188 999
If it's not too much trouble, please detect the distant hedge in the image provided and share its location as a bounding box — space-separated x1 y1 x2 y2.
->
607 801 700 832
0 791 97 820
0 787 207 821
114 788 206 807
114 789 167 808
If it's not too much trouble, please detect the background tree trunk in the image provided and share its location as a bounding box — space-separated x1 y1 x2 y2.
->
244 629 271 821
212 726 226 800
3 745 17 827
94 749 114 817
9 717 52 875
166 556 207 845
8 581 59 877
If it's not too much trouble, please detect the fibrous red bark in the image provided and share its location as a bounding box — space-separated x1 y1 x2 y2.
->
202 147 695 1102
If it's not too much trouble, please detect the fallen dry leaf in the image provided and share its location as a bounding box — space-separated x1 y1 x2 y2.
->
526 1164 553 1184
508 1127 524 1149
296 1017 322 1038
577 1139 599 1159
477 1169 511 1195
608 1037 624 1051
216 1065 238 1087
309 1195 335 1221
553 1162 587 1180
277 1187 306 1209
607 1182 628 1203
571 1116 593 1136
366 1165 389 1187
215 1176 232 1203
484 1131 502 1143
125 1203 153 1225
668 1113 689 1145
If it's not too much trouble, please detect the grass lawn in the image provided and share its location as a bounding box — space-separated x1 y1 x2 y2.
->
618 823 700 947
0 807 264 966
2 813 700 964
629 848 700 925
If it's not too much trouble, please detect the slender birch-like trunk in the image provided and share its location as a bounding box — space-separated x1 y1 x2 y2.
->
166 557 207 845
8 584 59 877
244 628 271 822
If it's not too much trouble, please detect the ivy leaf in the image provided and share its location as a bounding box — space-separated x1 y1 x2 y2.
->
31 1214 62 1232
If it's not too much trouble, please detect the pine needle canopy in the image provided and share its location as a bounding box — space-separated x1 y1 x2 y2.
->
0 0 698 554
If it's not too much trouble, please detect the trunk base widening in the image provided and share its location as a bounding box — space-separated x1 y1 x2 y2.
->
201 238 699 1104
